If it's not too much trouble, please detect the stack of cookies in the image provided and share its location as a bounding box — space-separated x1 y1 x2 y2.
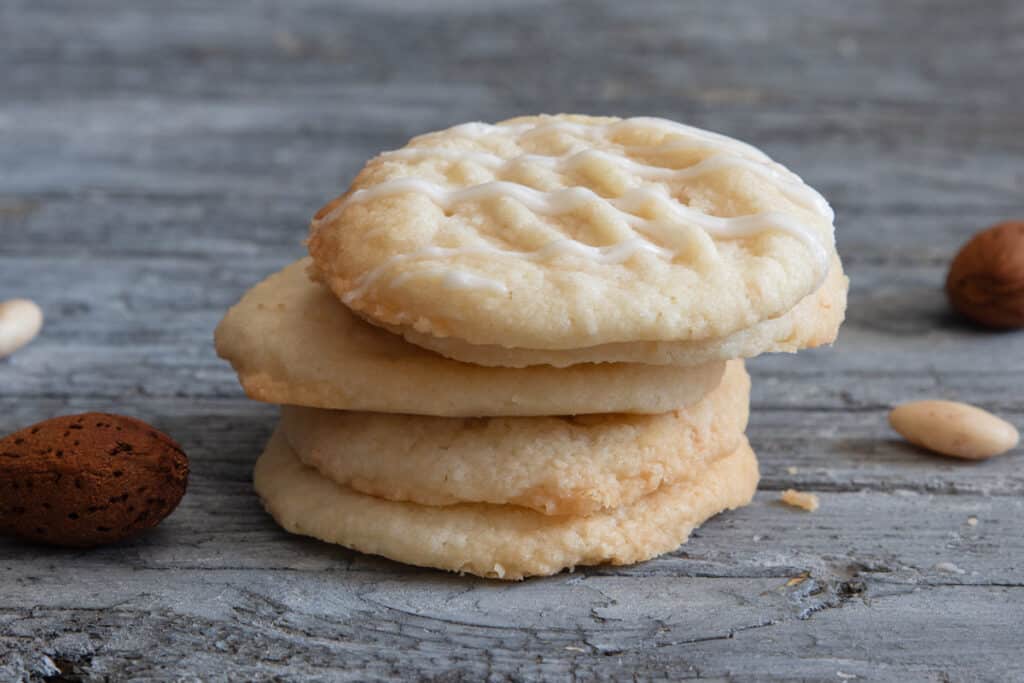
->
215 115 847 580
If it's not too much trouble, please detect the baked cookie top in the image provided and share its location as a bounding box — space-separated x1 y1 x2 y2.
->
309 114 835 350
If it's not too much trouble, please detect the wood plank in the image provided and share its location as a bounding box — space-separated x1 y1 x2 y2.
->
2 567 1022 680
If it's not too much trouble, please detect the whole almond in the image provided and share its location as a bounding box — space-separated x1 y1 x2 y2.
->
0 413 189 547
0 298 43 358
946 221 1024 329
889 400 1019 460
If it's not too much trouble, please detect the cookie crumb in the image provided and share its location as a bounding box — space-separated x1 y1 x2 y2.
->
780 489 819 512
785 572 809 587
786 466 799 475
967 516 978 527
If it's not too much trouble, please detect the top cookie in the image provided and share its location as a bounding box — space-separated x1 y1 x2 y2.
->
309 114 836 350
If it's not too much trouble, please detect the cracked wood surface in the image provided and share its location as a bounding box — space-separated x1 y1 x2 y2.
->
2 0 1023 680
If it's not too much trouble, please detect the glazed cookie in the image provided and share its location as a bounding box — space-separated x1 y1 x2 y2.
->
254 428 759 580
281 360 749 516
308 114 836 351
388 255 847 367
214 260 726 417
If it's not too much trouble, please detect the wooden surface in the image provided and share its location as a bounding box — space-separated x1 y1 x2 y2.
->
2 1 1023 680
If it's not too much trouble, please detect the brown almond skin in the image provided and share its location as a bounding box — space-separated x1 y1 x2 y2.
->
0 413 189 547
946 221 1024 329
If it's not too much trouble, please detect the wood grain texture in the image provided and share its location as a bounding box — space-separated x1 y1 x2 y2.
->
1 0 1023 680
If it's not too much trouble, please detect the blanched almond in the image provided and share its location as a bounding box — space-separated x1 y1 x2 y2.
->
0 298 43 358
889 400 1019 460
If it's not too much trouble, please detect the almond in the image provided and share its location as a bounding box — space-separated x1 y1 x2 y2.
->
0 298 43 358
889 400 1019 460
0 413 189 547
946 221 1024 329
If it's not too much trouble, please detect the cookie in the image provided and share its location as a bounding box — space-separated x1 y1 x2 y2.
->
254 427 759 580
388 254 847 367
308 114 836 351
214 260 726 417
281 360 749 516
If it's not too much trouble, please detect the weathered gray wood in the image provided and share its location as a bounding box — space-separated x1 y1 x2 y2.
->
2 0 1023 680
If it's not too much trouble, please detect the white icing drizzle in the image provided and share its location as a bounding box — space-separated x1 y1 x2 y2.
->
338 179 828 267
441 270 508 294
448 117 774 164
439 117 833 220
321 117 835 300
389 267 509 295
378 147 832 219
